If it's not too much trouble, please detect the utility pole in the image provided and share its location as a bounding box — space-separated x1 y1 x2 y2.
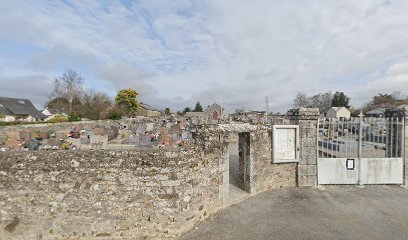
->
265 96 269 123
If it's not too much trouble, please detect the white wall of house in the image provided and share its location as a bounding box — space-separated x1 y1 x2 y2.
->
1 115 38 122
326 107 351 119
1 115 16 122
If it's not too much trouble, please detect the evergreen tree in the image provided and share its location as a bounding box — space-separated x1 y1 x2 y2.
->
331 91 350 108
193 101 203 112
165 108 171 115
182 107 191 114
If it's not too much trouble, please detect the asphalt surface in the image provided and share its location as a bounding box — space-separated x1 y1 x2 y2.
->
179 185 408 240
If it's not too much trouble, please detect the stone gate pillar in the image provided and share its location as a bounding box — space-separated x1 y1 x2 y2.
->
404 107 408 186
287 107 320 187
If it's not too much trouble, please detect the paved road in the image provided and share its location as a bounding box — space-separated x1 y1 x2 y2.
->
180 186 408 240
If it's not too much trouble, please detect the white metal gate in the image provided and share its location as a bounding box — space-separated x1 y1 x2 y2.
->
317 115 404 185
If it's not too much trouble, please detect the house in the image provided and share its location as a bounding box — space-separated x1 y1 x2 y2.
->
0 97 46 122
365 108 386 118
326 107 351 120
41 107 67 121
138 102 161 117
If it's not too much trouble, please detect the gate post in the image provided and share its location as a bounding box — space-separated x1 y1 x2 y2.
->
287 107 320 187
386 106 408 187
403 106 408 186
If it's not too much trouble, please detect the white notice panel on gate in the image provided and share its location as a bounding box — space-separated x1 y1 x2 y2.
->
273 125 299 163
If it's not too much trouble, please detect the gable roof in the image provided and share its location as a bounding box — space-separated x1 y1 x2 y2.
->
330 107 342 111
0 97 46 119
366 108 386 115
42 107 67 115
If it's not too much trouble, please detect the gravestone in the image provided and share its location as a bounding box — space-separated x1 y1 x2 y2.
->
19 131 31 142
146 123 154 131
80 130 93 144
89 135 108 150
26 139 40 151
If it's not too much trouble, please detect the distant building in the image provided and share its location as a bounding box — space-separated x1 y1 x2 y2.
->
41 107 67 121
326 107 351 120
138 102 161 117
365 108 386 118
0 97 45 122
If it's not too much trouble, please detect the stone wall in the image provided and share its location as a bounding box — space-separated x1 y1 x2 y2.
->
0 147 225 239
287 108 320 187
0 109 325 239
194 123 297 195
251 129 297 193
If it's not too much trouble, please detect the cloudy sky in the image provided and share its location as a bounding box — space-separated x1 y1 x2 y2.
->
0 0 408 112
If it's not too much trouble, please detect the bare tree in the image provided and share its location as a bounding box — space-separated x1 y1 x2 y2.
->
81 89 113 120
293 92 311 108
310 91 332 114
292 91 332 114
52 69 84 113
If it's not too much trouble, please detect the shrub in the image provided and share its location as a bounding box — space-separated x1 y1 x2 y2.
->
46 115 67 123
106 108 123 120
67 112 81 122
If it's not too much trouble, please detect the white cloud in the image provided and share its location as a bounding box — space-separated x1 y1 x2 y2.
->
0 75 53 109
0 0 408 112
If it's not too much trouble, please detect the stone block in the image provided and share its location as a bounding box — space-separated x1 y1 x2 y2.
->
307 155 317 165
307 165 317 176
307 175 317 186
299 156 308 165
298 165 308 176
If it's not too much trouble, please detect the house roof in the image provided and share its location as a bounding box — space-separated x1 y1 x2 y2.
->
0 97 46 118
366 108 386 115
139 102 160 112
42 107 67 116
330 107 342 111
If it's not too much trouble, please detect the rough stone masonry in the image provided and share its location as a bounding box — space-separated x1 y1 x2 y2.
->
0 107 370 239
